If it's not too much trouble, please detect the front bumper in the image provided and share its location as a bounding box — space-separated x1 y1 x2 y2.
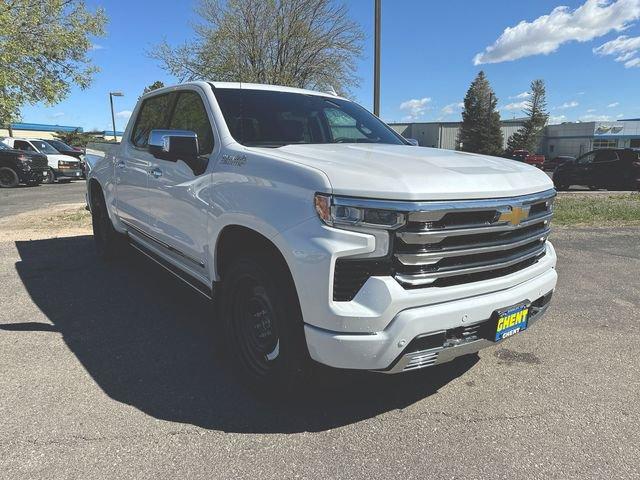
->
54 168 83 180
304 266 556 372
16 168 45 183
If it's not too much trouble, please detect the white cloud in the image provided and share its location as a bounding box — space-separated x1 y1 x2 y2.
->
587 108 597 112
615 51 637 61
549 115 567 124
594 34 640 66
473 0 640 65
625 57 640 67
116 110 133 119
503 100 530 111
607 102 620 107
594 35 640 54
399 97 431 120
441 102 464 115
580 114 612 121
576 91 586 95
616 113 625 117
509 91 531 99
556 101 579 110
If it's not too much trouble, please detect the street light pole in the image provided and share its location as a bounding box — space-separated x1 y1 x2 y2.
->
373 0 381 117
109 91 124 142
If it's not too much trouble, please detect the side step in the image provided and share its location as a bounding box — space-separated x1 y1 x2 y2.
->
128 241 214 300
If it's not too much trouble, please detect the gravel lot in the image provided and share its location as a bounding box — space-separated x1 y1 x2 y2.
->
1 184 639 479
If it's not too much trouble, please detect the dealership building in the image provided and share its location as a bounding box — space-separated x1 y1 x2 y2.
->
0 123 124 142
390 119 640 158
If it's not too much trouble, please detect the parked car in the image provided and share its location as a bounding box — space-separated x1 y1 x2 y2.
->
543 155 575 171
41 139 87 178
87 82 557 394
0 142 48 188
508 150 545 169
1 137 82 184
553 148 640 191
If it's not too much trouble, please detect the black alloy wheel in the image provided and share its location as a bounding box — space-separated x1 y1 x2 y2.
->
219 256 309 396
0 167 19 188
91 188 125 260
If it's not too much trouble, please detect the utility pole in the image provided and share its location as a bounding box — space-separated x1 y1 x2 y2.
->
373 0 381 117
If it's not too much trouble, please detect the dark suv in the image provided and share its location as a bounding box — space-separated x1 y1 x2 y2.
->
0 142 48 188
553 148 640 191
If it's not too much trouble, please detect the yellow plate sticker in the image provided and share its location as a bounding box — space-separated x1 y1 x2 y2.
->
495 305 529 341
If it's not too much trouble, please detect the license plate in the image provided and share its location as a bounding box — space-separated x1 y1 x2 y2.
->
494 303 530 341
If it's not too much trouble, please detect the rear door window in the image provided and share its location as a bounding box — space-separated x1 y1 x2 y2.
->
594 150 618 163
168 91 214 155
131 94 173 148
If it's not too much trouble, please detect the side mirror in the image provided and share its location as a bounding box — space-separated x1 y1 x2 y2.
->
148 130 199 162
406 138 419 146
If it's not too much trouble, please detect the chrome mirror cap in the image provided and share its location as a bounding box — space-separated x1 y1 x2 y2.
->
149 130 198 152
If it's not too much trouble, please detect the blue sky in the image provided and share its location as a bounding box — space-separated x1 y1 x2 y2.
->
20 0 640 131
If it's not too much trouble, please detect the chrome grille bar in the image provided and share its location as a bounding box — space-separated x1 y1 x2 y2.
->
395 227 550 266
392 189 555 288
397 212 552 244
395 243 547 287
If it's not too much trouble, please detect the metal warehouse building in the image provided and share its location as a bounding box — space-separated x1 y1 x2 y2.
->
390 119 640 158
389 119 527 150
541 120 640 158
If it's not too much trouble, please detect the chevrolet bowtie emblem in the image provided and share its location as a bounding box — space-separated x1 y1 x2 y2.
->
498 205 530 226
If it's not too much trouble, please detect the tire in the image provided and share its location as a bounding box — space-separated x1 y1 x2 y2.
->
218 255 310 397
0 167 19 188
91 187 126 260
43 168 55 184
553 180 570 191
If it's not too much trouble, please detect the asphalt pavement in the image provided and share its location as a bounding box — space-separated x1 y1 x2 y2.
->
0 187 639 479
0 181 87 218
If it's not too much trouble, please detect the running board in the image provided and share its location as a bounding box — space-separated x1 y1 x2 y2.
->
128 241 214 300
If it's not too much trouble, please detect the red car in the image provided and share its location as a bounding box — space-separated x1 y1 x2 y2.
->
509 150 545 169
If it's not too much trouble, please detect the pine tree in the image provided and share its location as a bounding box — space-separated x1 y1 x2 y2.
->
457 71 503 156
506 79 549 153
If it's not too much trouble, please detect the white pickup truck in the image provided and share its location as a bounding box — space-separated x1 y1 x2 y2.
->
87 82 557 393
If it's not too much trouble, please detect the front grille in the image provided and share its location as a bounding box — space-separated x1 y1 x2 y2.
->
393 190 555 288
331 189 555 301
31 156 48 170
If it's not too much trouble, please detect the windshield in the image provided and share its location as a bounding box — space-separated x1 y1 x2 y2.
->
213 88 406 148
30 140 59 154
45 140 73 152
0 143 9 150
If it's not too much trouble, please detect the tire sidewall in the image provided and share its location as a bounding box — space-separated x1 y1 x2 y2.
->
0 167 19 188
218 256 308 395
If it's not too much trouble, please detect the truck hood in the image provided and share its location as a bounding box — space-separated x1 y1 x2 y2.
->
46 153 80 164
261 144 553 200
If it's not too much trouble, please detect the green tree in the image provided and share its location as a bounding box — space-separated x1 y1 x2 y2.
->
0 1 107 128
151 0 364 96
53 129 96 148
142 80 165 96
506 79 549 153
457 71 503 156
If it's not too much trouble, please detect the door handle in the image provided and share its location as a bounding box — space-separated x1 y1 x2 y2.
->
149 167 162 179
115 160 125 169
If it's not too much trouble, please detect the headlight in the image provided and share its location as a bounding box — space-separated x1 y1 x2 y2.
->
314 194 405 229
314 193 406 259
